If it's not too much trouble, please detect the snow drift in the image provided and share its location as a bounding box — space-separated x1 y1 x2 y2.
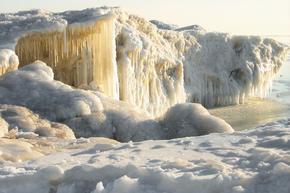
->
0 104 75 139
162 103 234 138
0 61 103 121
0 8 289 116
0 62 233 141
0 118 290 193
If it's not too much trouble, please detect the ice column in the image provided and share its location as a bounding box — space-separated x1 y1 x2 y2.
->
15 15 119 99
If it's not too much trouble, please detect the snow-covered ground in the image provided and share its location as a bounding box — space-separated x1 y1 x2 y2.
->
1 118 290 193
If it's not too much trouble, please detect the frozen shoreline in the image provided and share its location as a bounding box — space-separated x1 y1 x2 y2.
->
210 56 290 131
0 8 289 193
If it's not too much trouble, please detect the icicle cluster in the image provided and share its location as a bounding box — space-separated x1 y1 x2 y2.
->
113 10 289 113
15 14 119 99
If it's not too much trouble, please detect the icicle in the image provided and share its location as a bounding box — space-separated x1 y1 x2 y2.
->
15 14 119 99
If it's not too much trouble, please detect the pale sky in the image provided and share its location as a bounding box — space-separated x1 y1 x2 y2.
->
1 0 290 37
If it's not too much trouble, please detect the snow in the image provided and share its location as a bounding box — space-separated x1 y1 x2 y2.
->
0 118 290 193
0 104 75 139
0 49 18 75
150 20 179 30
161 103 234 138
0 61 103 121
0 138 43 162
0 8 111 49
176 24 206 34
0 9 67 50
0 63 232 141
0 7 289 193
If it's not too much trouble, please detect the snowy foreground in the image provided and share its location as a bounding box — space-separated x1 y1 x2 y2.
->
0 118 290 193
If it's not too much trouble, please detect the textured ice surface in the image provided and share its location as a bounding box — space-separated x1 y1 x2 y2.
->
0 8 288 116
0 104 75 139
0 49 19 75
162 103 234 138
0 118 290 193
150 20 179 30
0 61 103 121
0 117 8 137
113 9 289 115
0 63 233 141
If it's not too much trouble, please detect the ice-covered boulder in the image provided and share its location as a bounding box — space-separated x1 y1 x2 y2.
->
0 49 19 76
0 104 75 139
0 61 103 121
0 62 163 141
66 92 163 142
162 103 234 138
184 33 290 107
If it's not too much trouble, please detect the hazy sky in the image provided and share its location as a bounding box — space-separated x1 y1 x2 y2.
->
1 0 290 36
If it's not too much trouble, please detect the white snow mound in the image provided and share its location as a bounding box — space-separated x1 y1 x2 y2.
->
0 118 290 193
0 61 103 121
162 103 234 138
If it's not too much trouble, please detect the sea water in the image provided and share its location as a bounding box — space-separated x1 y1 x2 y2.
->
210 53 290 131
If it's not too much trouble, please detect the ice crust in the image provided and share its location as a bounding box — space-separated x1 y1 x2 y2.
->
0 118 290 193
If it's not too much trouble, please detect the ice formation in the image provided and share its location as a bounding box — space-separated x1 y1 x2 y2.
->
0 61 103 121
15 14 119 99
0 8 289 116
161 103 234 138
0 138 44 162
113 10 289 112
1 118 290 193
0 63 232 141
0 7 289 193
150 20 179 30
0 49 19 76
0 117 8 137
0 104 75 139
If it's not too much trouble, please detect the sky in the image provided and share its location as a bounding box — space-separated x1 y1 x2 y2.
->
0 0 290 37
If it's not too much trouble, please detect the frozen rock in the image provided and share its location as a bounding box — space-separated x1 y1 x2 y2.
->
0 49 19 76
0 104 75 139
162 103 234 138
0 61 103 122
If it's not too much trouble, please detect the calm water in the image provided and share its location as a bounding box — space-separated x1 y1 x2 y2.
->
210 54 290 131
269 56 290 104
